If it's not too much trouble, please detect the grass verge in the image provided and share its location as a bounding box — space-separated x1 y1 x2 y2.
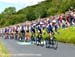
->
55 27 75 44
0 42 9 57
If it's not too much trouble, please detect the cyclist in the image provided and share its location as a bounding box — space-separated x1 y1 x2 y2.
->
17 25 21 40
46 23 53 48
4 28 9 39
31 24 36 43
20 25 25 41
37 24 42 45
10 27 16 39
25 25 31 41
15 26 19 40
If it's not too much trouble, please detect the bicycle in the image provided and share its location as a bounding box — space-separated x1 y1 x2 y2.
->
50 33 58 49
46 32 58 49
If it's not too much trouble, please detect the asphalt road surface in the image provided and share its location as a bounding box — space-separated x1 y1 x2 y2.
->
0 37 75 57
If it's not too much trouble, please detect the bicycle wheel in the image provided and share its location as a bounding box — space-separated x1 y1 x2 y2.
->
52 37 58 50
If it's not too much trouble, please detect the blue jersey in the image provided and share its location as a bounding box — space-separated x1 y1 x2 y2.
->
47 25 53 33
5 28 9 33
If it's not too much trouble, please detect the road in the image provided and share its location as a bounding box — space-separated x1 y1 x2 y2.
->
0 37 75 57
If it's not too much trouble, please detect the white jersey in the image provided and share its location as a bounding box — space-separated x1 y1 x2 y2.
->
25 26 28 31
23 26 26 31
17 26 21 33
29 26 31 31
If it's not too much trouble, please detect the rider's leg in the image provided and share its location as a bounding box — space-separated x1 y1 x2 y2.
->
46 38 49 48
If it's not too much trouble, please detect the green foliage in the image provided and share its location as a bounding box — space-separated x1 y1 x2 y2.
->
2 7 16 15
0 42 9 57
47 7 58 15
54 27 75 44
34 4 48 18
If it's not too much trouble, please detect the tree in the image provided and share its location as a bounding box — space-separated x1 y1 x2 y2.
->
1 7 16 19
2 7 16 15
45 0 52 2
34 5 47 18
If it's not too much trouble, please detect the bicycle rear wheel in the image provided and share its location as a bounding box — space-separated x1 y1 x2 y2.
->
52 37 58 50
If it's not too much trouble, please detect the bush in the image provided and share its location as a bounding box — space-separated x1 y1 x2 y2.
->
54 27 75 44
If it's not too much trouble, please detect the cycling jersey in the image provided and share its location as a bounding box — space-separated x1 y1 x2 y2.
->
5 28 9 33
31 26 35 33
21 26 25 33
47 24 53 33
37 25 42 34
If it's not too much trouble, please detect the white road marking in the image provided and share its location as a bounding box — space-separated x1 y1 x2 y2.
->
1 53 42 56
17 42 32 45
